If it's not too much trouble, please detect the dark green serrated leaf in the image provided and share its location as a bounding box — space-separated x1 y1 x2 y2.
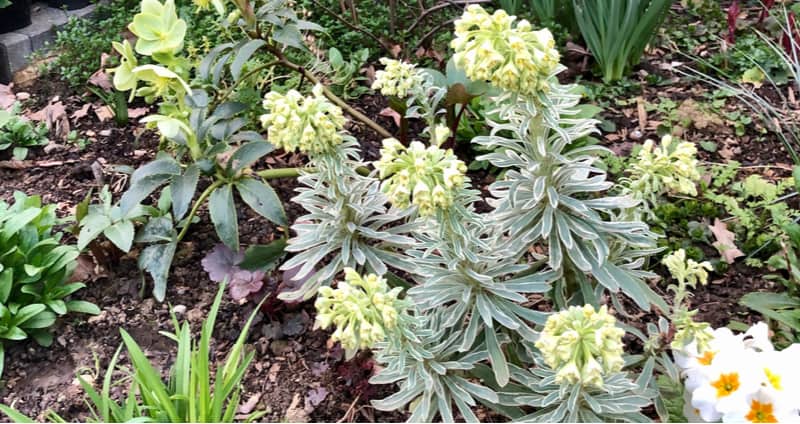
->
138 241 178 302
235 178 286 226
170 165 199 221
231 39 266 81
209 185 239 250
238 238 287 271
228 141 274 175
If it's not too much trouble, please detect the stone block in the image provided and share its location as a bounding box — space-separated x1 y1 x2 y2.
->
0 32 32 83
65 2 96 19
17 5 68 51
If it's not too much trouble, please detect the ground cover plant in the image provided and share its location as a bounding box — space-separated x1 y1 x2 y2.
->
0 0 799 422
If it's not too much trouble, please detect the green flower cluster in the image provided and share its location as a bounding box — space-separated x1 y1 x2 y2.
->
109 0 190 103
450 5 559 97
371 58 424 99
662 249 714 351
375 138 467 216
260 84 346 156
129 0 187 56
535 305 625 388
662 248 712 289
315 268 408 355
626 135 701 204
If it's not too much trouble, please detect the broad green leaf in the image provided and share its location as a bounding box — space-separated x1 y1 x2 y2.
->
13 304 47 326
228 141 274 175
77 214 112 251
2 207 40 240
272 24 304 49
209 185 239 250
238 238 287 271
22 311 56 329
235 178 286 227
231 39 266 81
138 241 178 302
104 220 135 253
135 216 175 244
0 270 11 303
66 300 101 315
119 174 173 218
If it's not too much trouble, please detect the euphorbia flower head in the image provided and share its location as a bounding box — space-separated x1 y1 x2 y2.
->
534 305 625 388
371 58 424 98
260 84 347 156
314 268 409 358
450 5 560 97
375 138 467 216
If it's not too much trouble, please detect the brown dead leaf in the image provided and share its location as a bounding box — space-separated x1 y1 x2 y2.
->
30 100 69 140
379 107 402 127
284 393 310 423
88 69 113 91
636 97 647 132
68 254 107 283
709 218 745 264
127 107 149 119
389 43 402 58
71 103 91 121
0 84 16 110
237 393 262 415
94 105 114 122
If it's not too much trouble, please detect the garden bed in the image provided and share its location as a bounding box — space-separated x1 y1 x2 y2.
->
0 0 798 422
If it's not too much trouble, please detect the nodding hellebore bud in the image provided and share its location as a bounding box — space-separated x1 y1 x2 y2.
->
260 84 346 157
451 5 559 97
375 139 467 216
314 268 409 358
535 305 625 388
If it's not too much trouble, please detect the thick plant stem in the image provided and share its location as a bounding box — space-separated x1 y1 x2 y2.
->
257 166 371 179
176 180 225 243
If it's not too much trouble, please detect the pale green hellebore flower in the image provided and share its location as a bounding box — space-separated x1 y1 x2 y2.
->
129 0 187 56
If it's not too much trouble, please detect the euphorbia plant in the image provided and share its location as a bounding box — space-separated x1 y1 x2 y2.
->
266 4 670 421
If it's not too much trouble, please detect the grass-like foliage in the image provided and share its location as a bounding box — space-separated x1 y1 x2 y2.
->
0 282 264 423
572 0 672 82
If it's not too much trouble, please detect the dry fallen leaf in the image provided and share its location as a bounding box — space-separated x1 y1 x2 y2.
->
88 69 113 91
71 103 91 121
379 107 402 127
94 105 114 122
127 107 149 119
0 84 15 110
284 393 310 423
709 218 745 264
237 393 262 415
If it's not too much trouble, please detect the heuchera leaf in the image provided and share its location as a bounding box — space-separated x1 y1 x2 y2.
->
201 243 267 301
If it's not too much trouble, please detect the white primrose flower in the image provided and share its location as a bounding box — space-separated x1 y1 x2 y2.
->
722 388 799 423
689 347 762 422
676 322 800 423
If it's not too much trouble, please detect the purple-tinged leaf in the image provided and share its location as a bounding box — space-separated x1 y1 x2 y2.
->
305 387 329 408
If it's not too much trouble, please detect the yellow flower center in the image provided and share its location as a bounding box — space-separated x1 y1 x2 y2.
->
764 368 782 390
745 400 777 423
698 350 715 366
712 373 740 398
